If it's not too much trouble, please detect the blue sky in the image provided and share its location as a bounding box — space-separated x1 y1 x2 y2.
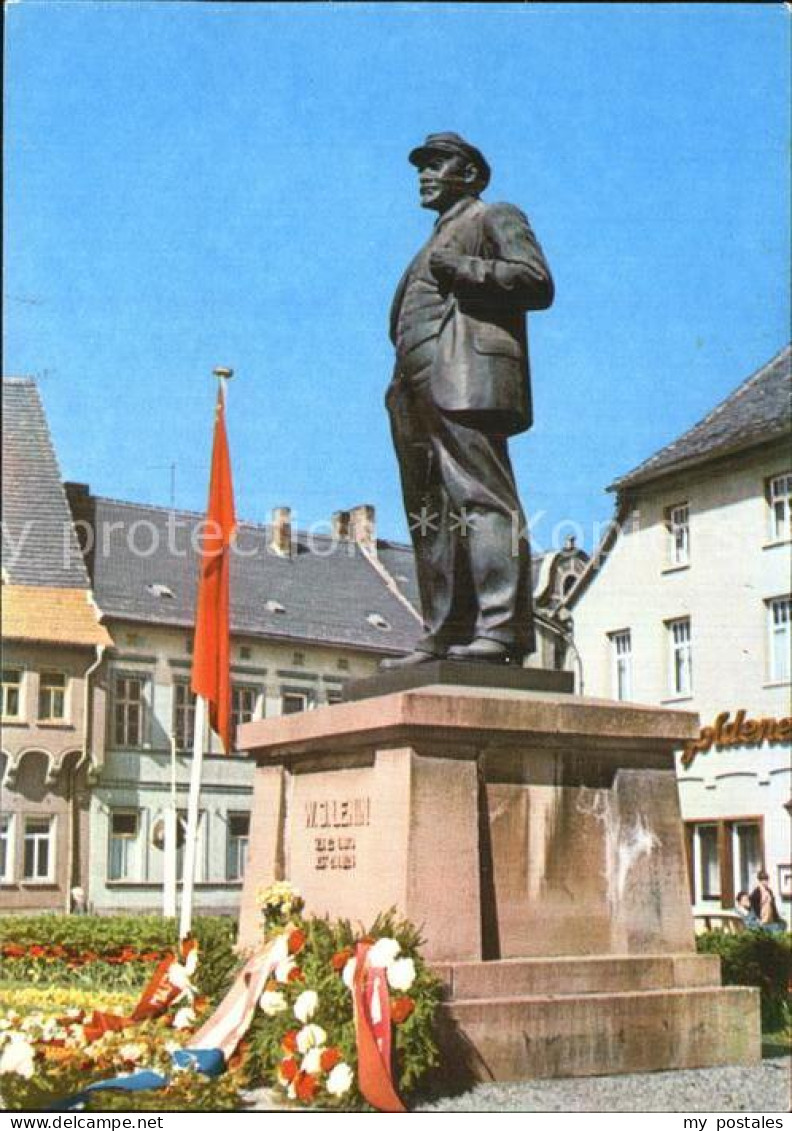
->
4 2 789 552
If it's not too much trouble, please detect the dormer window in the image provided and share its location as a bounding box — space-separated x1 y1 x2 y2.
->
146 583 175 599
366 613 391 631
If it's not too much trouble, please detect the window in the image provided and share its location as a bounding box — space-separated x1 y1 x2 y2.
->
232 685 257 728
114 675 146 747
23 817 54 881
0 814 13 882
337 657 350 672
608 630 632 701
173 681 196 752
697 824 720 901
767 473 792 542
667 618 692 696
292 652 305 667
282 691 309 715
38 671 66 721
686 818 764 908
1 669 22 720
108 810 140 882
665 502 690 567
226 812 250 881
733 822 762 896
767 596 791 683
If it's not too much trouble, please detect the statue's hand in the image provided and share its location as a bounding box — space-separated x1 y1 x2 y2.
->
429 248 461 287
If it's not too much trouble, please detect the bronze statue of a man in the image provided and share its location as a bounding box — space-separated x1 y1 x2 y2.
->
382 132 554 668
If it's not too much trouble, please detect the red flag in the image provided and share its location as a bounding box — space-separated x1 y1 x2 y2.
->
191 386 236 753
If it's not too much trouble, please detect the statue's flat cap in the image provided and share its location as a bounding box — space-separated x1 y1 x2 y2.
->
408 132 491 187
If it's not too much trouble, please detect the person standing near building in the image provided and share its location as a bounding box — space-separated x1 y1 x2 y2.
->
749 870 786 933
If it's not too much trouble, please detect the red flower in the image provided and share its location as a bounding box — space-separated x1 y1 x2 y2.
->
279 1057 298 1083
29 945 46 958
391 996 415 1024
331 947 353 972
4 944 26 958
287 965 304 983
319 1047 343 1073
288 929 307 955
281 1030 299 1054
295 1071 320 1102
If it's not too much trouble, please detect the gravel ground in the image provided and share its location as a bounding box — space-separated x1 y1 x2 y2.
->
244 1057 790 1113
413 1059 791 1113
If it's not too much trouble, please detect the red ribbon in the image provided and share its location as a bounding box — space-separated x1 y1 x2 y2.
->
351 942 406 1113
83 938 198 1042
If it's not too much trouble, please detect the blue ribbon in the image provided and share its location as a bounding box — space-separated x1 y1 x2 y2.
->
50 1047 226 1111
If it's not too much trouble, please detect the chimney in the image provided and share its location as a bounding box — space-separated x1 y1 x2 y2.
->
348 504 376 556
269 507 293 557
331 510 351 541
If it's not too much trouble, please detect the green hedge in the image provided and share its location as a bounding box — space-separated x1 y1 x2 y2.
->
0 915 238 1005
696 929 791 1029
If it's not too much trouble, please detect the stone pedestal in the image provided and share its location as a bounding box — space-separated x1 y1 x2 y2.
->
238 685 761 1078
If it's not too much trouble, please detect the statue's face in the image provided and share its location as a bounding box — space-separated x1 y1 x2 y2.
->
417 153 475 212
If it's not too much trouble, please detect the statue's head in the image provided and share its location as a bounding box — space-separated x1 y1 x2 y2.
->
408 132 490 212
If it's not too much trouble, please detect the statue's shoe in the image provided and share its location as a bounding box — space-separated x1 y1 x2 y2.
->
447 639 522 665
378 650 441 671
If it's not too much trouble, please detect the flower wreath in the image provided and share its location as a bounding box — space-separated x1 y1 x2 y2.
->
243 882 442 1111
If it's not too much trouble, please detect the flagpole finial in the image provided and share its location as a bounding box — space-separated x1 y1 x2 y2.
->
213 367 233 381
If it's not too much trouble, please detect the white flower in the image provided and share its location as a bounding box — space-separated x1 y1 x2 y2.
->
301 1047 323 1074
259 991 288 1017
119 1042 145 1063
274 957 296 983
296 1024 326 1054
386 956 416 992
0 1035 35 1078
293 990 319 1024
326 1062 354 1097
66 1025 86 1047
367 937 401 968
172 1006 196 1030
341 956 357 990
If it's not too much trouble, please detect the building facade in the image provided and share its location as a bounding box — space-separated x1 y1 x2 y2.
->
566 347 792 916
1 380 112 913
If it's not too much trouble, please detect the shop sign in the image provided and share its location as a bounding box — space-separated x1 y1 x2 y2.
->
681 710 792 768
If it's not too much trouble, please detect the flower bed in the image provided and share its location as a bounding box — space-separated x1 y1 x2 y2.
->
0 916 237 1002
0 1006 241 1112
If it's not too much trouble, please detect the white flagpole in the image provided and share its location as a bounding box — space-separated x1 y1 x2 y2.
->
179 368 232 941
163 733 178 919
179 696 206 939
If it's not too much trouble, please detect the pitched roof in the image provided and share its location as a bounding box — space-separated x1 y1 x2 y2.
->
610 345 792 492
82 495 423 656
1 585 112 647
2 379 90 588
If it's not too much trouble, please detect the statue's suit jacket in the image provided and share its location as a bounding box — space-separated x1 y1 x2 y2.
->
389 197 554 437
